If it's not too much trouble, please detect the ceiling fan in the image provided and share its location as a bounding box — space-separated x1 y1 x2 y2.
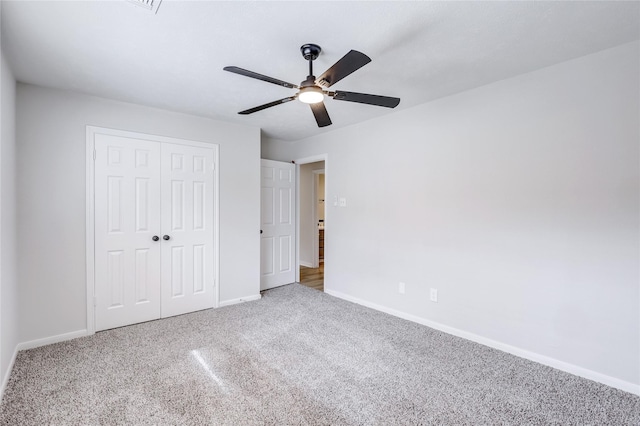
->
223 44 400 128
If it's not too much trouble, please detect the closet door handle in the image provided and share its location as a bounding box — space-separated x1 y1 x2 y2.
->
163 235 171 241
152 235 159 242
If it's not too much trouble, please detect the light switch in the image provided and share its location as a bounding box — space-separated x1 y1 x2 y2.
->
333 196 338 206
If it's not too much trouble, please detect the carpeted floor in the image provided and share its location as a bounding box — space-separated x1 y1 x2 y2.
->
1 284 638 425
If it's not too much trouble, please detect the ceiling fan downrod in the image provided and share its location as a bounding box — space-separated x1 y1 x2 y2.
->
300 43 322 79
297 43 324 104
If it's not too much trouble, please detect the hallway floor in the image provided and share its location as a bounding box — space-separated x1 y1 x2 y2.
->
299 264 324 292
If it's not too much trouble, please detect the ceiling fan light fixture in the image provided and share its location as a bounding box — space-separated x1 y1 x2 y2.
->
298 86 324 104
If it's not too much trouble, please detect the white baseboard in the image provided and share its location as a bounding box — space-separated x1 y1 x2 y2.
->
219 294 261 307
1 345 19 401
325 289 640 396
16 329 88 352
299 261 313 268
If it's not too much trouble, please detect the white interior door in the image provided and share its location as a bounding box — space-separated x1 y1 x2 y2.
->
161 143 215 317
93 130 216 331
94 134 162 331
261 159 296 290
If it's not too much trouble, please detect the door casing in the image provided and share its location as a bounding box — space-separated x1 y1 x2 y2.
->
311 168 325 268
293 154 328 283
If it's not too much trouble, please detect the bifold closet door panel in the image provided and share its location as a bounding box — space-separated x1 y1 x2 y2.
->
94 134 162 331
160 143 215 318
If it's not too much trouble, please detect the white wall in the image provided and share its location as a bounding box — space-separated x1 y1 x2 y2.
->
263 41 640 391
16 84 260 343
1 50 18 392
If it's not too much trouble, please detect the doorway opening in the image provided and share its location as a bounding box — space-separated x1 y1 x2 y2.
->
296 157 326 292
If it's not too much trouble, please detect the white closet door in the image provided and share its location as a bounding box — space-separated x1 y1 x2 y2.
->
260 159 296 290
160 143 215 317
94 134 162 331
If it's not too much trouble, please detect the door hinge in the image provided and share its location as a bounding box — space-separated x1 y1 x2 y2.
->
93 150 96 161
93 296 97 307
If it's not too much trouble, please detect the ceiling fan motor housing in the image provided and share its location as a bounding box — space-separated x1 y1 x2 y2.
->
300 75 317 88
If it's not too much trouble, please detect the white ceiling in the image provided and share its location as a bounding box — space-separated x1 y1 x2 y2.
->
2 1 638 141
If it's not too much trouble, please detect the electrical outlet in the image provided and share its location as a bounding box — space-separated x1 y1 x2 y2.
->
398 282 405 294
430 288 438 302
339 197 347 207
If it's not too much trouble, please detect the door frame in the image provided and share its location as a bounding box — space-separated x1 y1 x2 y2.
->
85 126 220 335
294 154 328 283
311 169 325 268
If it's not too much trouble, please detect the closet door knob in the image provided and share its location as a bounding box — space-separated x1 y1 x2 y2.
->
163 235 171 241
152 235 159 242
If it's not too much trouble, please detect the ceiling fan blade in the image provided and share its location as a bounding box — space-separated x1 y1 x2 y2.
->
238 96 297 115
332 91 400 108
224 66 299 89
316 50 371 88
310 102 332 127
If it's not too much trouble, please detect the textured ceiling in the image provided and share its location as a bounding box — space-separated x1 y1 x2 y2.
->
2 1 639 141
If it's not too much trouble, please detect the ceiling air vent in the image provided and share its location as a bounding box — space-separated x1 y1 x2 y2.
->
127 0 162 14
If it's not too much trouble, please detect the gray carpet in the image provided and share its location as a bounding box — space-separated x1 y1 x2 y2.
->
1 284 638 425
